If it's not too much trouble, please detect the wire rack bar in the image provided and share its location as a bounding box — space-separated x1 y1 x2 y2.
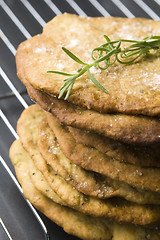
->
0 2 51 238
0 155 50 240
0 29 16 54
154 0 160 6
0 29 16 55
0 68 28 109
111 0 135 18
0 110 19 139
133 0 160 20
0 0 31 39
0 30 29 104
0 109 51 239
0 90 27 100
43 0 62 15
0 218 13 240
88 0 111 16
65 0 87 16
20 0 46 27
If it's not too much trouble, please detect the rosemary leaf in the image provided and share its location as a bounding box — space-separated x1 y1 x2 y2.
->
47 70 74 76
59 76 76 99
59 77 73 90
87 69 108 94
58 82 71 99
62 47 87 65
64 80 75 100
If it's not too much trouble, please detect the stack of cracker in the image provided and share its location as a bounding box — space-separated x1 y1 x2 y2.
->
10 14 160 239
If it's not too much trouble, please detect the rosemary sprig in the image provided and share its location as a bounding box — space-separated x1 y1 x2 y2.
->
47 35 160 100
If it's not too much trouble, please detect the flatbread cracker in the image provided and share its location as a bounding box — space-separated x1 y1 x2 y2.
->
68 126 160 168
10 140 160 240
28 147 66 205
25 82 160 145
17 105 160 226
46 111 160 193
39 119 117 200
16 14 160 116
9 140 112 240
39 116 160 205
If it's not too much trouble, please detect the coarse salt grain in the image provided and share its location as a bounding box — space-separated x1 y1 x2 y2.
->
67 39 81 48
90 66 101 74
34 46 47 53
56 63 65 70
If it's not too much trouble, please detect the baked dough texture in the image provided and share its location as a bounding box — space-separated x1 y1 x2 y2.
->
16 14 160 116
39 117 160 204
10 140 160 240
25 81 160 145
16 105 160 226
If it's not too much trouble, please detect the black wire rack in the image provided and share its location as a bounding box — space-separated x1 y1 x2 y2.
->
0 0 160 239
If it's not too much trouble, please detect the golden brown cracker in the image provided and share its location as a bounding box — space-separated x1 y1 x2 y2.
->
38 119 117 200
39 116 160 205
16 14 160 116
28 148 66 205
26 82 160 145
68 126 160 168
9 140 112 240
17 105 160 226
10 140 160 240
46 111 160 193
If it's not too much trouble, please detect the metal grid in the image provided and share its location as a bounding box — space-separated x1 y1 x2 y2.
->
0 0 160 239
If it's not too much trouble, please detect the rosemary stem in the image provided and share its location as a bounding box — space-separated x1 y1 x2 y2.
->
48 35 160 100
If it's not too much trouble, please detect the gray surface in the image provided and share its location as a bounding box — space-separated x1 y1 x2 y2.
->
0 0 160 239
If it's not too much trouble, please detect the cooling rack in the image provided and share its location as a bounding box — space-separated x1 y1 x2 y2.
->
0 0 160 239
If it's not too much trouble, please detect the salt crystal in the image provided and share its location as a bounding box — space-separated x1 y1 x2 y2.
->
67 39 81 48
135 170 143 176
90 66 101 74
34 46 47 53
40 130 45 136
56 60 65 70
146 234 151 239
70 28 77 33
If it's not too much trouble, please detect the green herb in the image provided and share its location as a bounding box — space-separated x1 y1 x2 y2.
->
47 35 160 100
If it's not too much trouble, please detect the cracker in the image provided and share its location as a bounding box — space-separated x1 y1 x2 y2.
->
38 119 117 200
46 111 160 193
10 140 160 240
17 105 160 226
16 14 160 116
39 116 160 205
9 140 112 240
26 82 160 145
28 147 66 205
68 126 160 168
